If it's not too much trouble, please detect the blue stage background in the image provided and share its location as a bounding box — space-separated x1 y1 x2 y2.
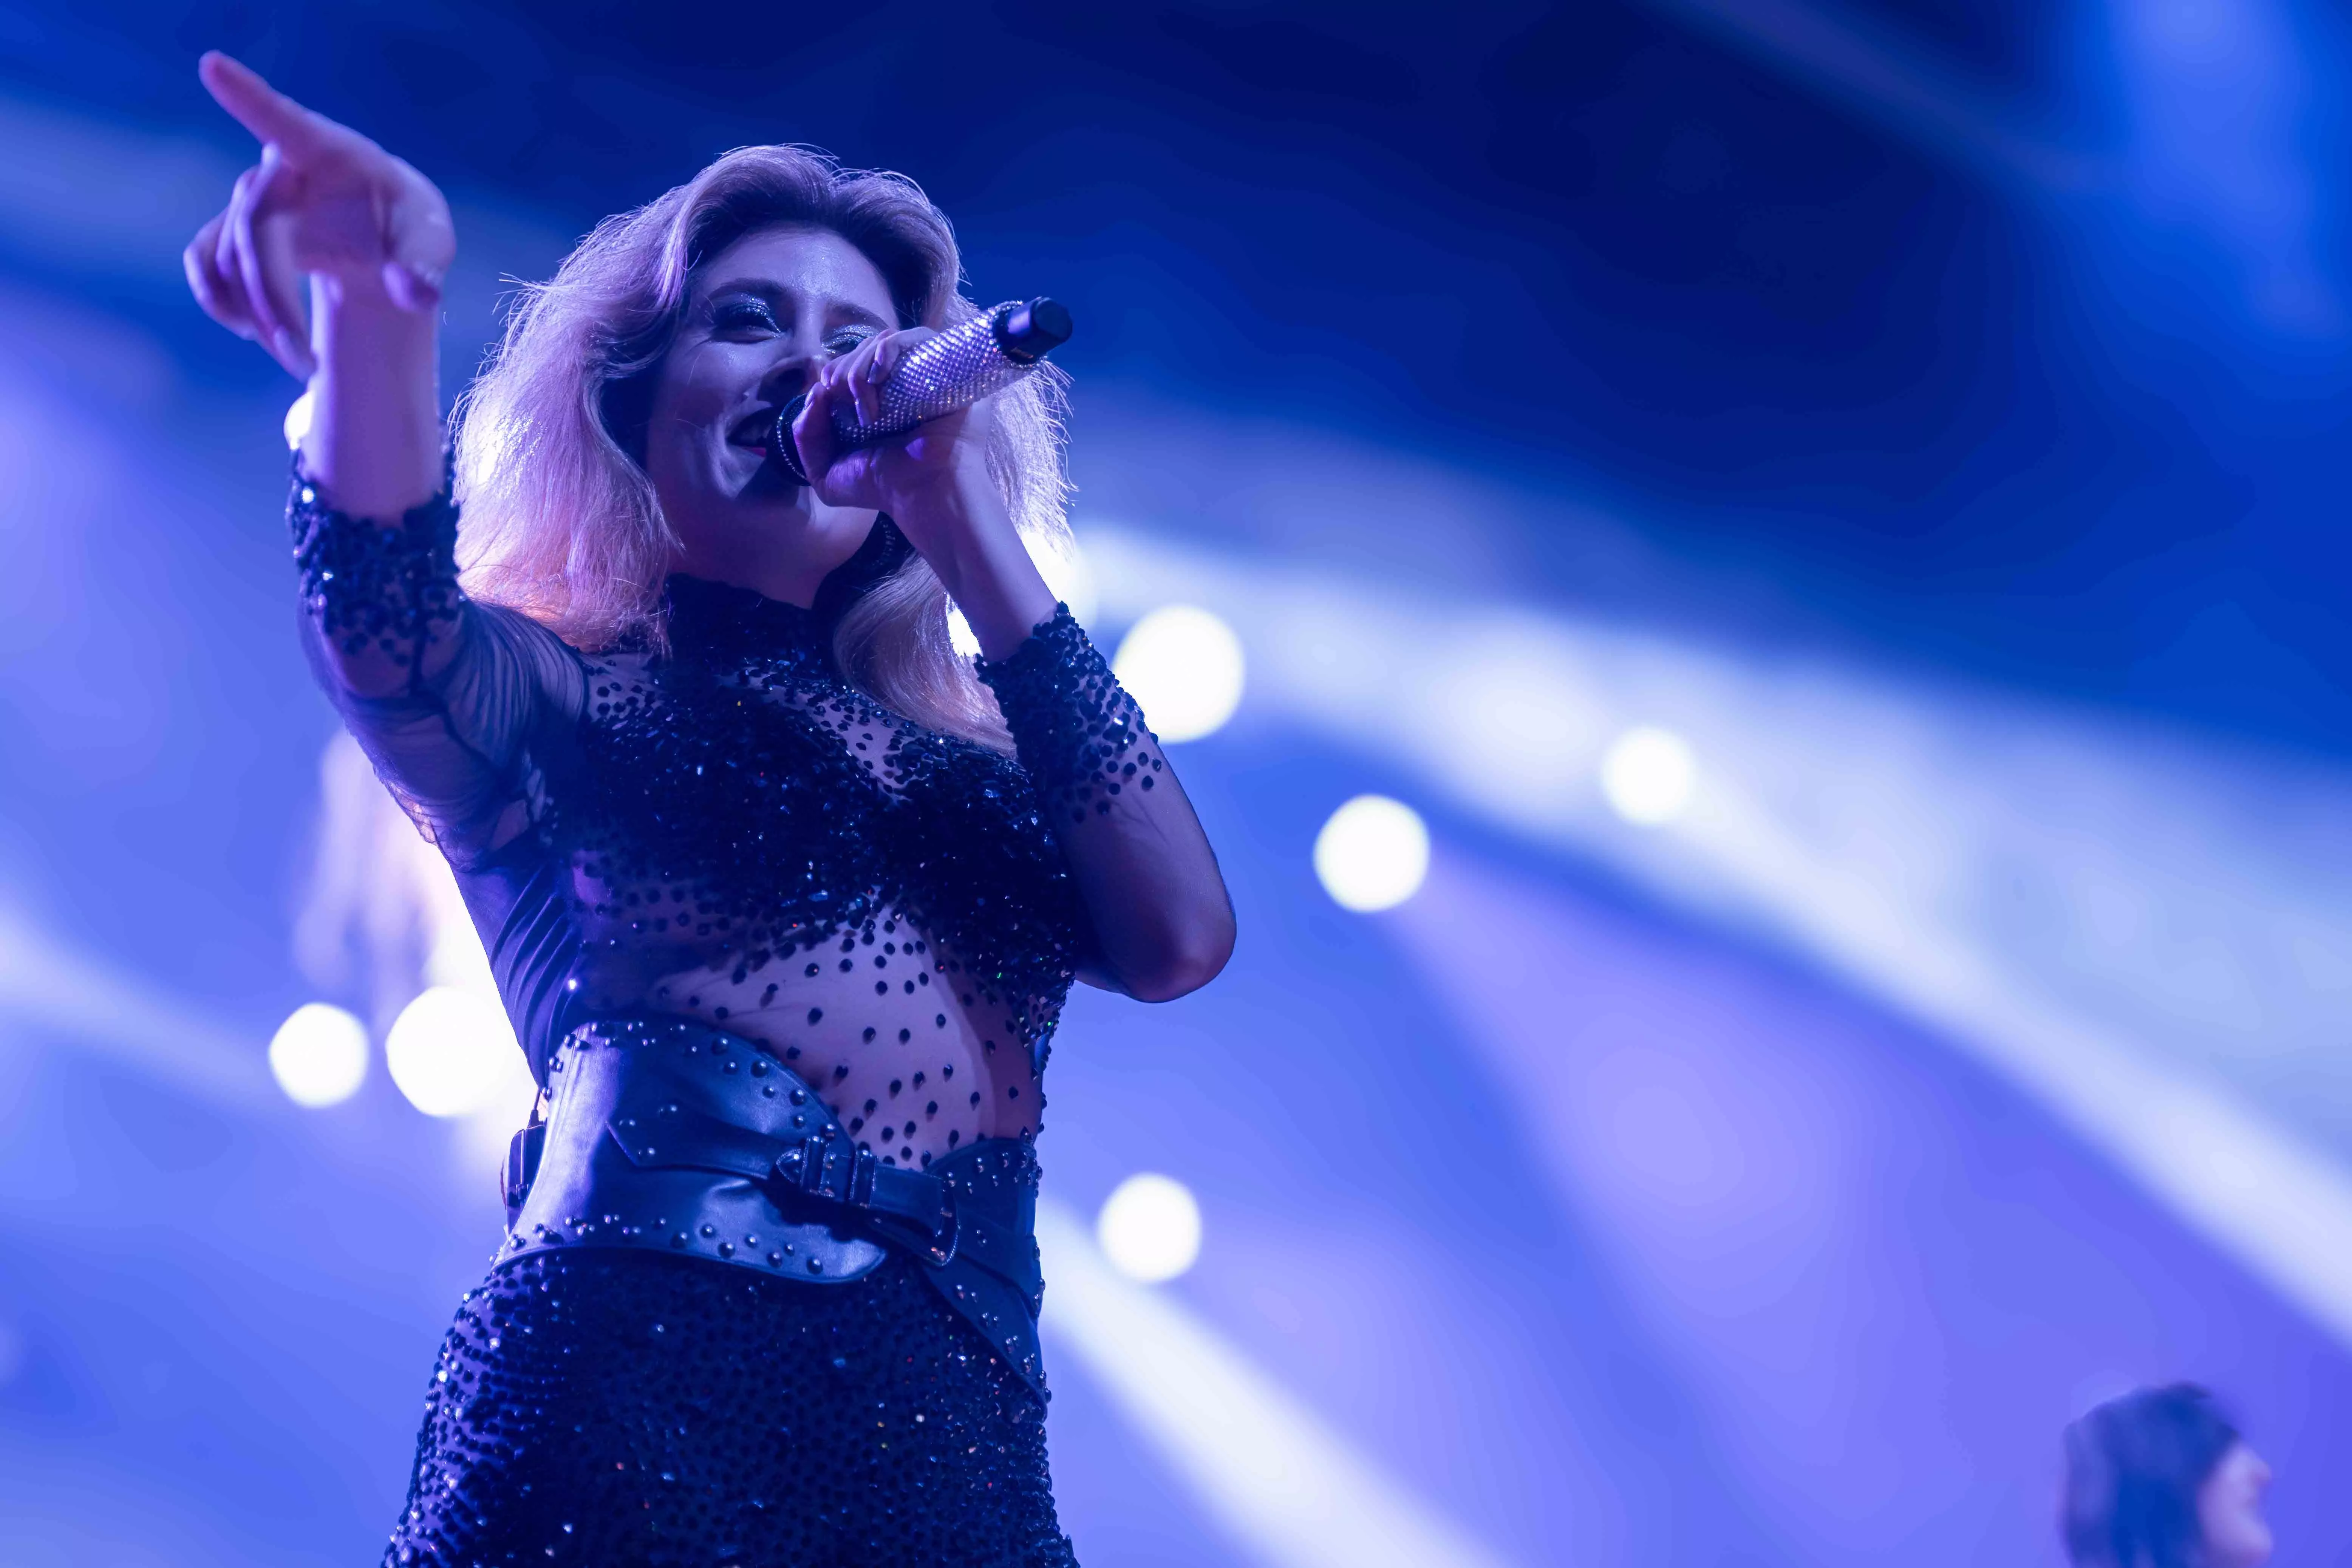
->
3 4 2350 1563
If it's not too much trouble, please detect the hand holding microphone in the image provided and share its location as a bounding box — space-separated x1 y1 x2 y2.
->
785 297 1072 659
776 298 1072 487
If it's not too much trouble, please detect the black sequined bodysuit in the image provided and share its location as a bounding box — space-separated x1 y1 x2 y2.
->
291 474 1169 1567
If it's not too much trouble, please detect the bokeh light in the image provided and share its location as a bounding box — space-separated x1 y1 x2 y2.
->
266 1001 368 1108
1096 1172 1203 1283
1313 794 1431 912
282 385 314 451
12 15 2352 1563
1113 605 1245 742
383 986 518 1118
1601 726 1697 825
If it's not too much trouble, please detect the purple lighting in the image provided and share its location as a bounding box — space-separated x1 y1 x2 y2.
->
1388 848 2352 1560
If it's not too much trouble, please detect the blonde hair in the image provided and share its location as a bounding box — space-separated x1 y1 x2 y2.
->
452 144 1072 749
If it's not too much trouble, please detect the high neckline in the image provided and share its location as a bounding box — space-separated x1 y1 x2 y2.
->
662 574 830 663
660 516 912 664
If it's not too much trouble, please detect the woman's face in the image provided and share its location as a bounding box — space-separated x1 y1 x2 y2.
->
2198 1442 2274 1568
643 224 899 603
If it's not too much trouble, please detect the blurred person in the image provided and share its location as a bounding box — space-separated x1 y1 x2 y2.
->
294 730 479 1032
2062 1384 2274 1568
184 50 1232 1567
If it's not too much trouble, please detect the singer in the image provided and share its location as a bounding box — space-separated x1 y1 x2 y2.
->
183 51 1233 1568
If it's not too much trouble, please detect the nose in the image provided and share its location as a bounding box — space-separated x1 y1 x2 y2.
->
759 352 817 406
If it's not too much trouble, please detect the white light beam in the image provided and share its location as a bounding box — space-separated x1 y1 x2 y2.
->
1079 526 2352 1348
0 899 272 1110
1038 1201 1521 1568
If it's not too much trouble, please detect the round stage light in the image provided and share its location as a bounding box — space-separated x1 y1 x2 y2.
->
384 986 517 1118
1601 726 1697 825
1313 794 1430 912
1097 1172 1203 1283
1114 605 1244 742
267 1002 368 1108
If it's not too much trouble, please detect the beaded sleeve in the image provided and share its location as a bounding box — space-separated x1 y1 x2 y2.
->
975 606 1167 827
288 463 462 676
287 468 585 860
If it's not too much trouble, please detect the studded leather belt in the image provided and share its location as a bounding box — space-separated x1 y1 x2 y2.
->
498 1017 1048 1399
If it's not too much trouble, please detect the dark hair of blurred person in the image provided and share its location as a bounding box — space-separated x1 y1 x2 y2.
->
2061 1384 2273 1568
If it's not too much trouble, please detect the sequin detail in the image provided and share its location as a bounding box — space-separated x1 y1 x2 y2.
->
286 472 1114 1117
288 462 461 666
282 479 1134 1558
555 575 1087 1070
384 1250 1077 1567
976 606 1166 828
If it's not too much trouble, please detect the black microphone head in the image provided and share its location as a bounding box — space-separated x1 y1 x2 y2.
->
994 297 1073 363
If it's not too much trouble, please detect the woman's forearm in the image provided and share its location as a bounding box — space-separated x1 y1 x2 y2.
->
300 273 443 520
976 605 1236 1001
291 275 458 699
891 463 1058 663
813 349 1237 1000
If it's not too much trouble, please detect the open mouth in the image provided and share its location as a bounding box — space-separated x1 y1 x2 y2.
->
728 408 783 450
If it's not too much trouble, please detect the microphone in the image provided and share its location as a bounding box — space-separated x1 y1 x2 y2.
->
769 297 1073 484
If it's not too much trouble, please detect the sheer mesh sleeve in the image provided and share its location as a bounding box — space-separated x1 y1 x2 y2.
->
977 607 1228 997
290 469 586 864
974 606 1164 826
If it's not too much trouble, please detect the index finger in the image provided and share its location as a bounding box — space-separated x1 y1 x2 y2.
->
199 52 333 160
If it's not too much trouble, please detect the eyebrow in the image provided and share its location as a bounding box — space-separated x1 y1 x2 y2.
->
702 278 892 331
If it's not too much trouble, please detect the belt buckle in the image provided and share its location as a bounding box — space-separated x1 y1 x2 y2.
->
771 1133 954 1265
775 1135 837 1200
776 1133 877 1209
846 1143 878 1207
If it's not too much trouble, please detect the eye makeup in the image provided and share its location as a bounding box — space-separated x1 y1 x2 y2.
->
702 283 890 349
710 297 781 335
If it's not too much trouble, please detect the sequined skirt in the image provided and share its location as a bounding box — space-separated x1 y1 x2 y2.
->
382 1248 1078 1568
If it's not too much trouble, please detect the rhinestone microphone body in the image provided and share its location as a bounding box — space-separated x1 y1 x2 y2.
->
769 297 1072 485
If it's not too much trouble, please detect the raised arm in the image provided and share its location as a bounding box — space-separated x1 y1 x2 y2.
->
974 604 1235 1000
185 53 577 858
796 337 1237 1002
186 52 448 533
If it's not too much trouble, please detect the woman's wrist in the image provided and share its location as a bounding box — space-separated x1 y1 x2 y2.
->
888 466 1058 659
300 276 444 521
